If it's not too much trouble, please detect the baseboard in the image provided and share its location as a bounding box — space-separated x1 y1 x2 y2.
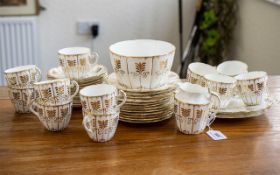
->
0 86 9 99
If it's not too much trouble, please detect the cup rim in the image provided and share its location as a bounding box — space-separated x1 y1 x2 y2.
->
33 78 70 86
109 39 175 57
175 96 210 106
5 65 36 74
80 84 117 97
204 73 236 84
188 62 217 76
58 47 90 56
217 60 248 76
235 71 267 81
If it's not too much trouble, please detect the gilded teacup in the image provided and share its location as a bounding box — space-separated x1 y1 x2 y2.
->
235 71 267 106
58 47 99 80
80 84 126 114
33 79 79 106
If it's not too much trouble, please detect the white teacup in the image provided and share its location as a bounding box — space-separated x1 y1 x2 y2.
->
109 39 175 89
186 62 217 87
235 71 267 106
80 84 126 114
175 82 221 134
58 47 99 80
33 79 79 106
217 60 248 77
82 111 119 142
204 73 236 108
29 99 73 131
4 65 41 88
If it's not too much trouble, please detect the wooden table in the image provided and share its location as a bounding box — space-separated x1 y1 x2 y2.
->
1 76 280 175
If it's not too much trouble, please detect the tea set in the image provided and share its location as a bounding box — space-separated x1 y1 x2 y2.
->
4 39 273 142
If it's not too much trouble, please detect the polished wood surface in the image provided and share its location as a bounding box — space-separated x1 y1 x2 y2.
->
1 77 280 175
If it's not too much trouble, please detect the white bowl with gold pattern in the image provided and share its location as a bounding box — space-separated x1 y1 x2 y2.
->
110 39 175 89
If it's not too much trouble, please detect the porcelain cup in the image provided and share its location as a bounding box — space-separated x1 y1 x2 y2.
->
186 62 217 87
58 47 99 80
235 71 267 106
174 82 221 134
79 84 127 114
109 39 175 89
4 65 42 89
29 99 73 131
217 60 248 77
8 87 34 113
33 79 79 106
82 110 119 142
204 73 237 108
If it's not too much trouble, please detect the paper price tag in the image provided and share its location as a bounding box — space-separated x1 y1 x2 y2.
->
206 130 227 140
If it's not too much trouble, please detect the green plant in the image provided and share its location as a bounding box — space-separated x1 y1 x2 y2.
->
198 0 237 65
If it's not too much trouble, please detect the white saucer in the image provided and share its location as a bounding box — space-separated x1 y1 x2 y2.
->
107 71 180 92
217 94 273 118
47 64 107 80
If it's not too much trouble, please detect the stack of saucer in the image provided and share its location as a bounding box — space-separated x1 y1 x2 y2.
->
47 64 108 107
108 39 179 123
107 71 180 123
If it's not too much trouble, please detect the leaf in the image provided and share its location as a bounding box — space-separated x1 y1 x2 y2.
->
219 87 227 95
114 60 121 71
91 101 101 110
196 110 203 118
135 62 146 74
98 120 108 129
181 108 191 117
248 84 254 92
257 83 264 91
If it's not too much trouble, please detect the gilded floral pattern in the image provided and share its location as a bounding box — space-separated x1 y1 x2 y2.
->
55 86 65 95
68 60 77 67
19 75 29 84
219 87 227 95
41 88 52 98
248 84 254 92
196 110 203 118
114 59 121 71
181 108 191 117
47 110 56 118
91 101 101 110
98 120 108 129
135 62 146 74
160 60 168 70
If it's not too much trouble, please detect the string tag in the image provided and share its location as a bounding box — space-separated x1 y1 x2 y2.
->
206 130 227 140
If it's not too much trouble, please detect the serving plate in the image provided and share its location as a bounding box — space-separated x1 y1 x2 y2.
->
217 94 273 118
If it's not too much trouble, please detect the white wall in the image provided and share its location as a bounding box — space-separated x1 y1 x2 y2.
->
38 0 196 76
230 0 280 75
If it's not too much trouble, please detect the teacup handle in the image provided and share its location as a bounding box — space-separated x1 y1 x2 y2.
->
28 99 39 117
70 80 79 99
82 115 94 134
116 90 127 108
89 52 99 66
207 111 216 128
35 66 42 81
209 92 221 112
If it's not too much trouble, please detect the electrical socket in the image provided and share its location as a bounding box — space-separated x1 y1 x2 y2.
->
77 20 99 35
